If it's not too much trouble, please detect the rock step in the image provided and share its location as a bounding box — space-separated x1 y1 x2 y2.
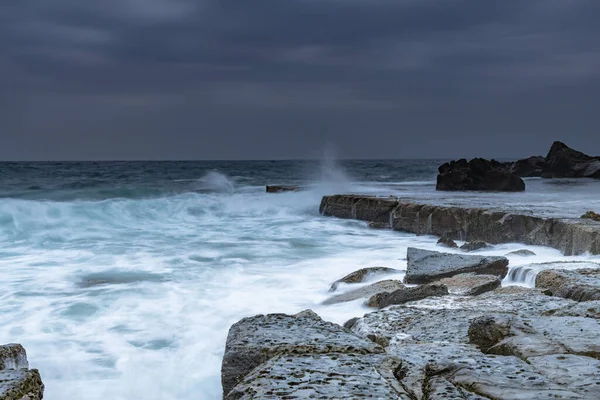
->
319 195 600 255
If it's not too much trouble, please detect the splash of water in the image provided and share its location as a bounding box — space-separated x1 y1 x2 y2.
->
194 172 235 194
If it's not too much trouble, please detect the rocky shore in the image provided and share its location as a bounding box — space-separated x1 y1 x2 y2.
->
220 194 600 399
221 246 600 399
0 344 44 400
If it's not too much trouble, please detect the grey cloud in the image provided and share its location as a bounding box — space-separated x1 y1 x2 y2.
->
1 0 599 160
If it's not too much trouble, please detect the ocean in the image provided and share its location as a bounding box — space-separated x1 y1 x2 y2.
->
1 160 600 399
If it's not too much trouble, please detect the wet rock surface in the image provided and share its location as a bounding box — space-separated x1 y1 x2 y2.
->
405 247 509 284
433 273 501 296
322 280 404 305
536 268 600 301
329 267 399 292
366 284 448 309
320 195 600 255
437 236 458 248
0 344 44 400
460 240 489 252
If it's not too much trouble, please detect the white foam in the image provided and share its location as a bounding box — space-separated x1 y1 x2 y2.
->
0 184 599 400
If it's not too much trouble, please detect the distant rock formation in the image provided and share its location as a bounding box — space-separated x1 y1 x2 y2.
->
265 185 300 193
436 158 526 192
542 141 600 178
436 142 600 189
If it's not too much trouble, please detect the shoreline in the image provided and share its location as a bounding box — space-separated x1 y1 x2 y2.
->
219 194 600 399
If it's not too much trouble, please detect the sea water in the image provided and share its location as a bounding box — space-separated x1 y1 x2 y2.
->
0 160 599 399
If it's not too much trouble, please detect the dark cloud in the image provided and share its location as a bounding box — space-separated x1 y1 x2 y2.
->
1 0 599 160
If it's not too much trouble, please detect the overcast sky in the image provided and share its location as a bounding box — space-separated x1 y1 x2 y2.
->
1 0 599 160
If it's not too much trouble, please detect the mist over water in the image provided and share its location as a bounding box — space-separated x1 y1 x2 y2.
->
0 159 600 399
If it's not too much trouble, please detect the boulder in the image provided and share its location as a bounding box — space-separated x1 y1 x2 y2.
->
265 185 300 193
0 344 44 400
220 311 382 396
436 236 458 248
322 280 404 305
225 353 409 400
329 267 399 292
509 155 546 177
542 141 600 178
536 268 600 301
460 240 489 252
433 273 501 296
436 158 526 192
404 247 509 284
505 249 537 257
366 284 448 309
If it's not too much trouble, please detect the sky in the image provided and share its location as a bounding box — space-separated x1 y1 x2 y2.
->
1 0 599 160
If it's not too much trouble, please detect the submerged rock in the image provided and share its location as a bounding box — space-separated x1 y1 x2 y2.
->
0 344 44 400
536 268 600 301
433 273 501 296
460 240 489 252
582 211 600 222
265 185 300 193
366 284 448 309
404 247 509 284
542 141 600 178
437 236 458 248
506 249 537 257
437 158 526 192
220 312 382 396
322 280 404 305
329 267 399 292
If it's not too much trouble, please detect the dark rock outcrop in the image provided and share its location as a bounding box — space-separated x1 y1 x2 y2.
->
322 280 404 305
0 344 44 400
437 158 525 192
404 247 509 284
542 141 600 178
366 284 448 309
582 211 600 222
509 155 546 177
536 268 600 301
220 311 382 397
319 195 600 255
460 240 489 252
433 273 501 296
329 267 399 292
436 236 458 248
265 185 300 193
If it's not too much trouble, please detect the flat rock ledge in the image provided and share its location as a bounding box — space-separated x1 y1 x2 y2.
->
222 284 600 399
319 195 600 255
0 344 44 400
